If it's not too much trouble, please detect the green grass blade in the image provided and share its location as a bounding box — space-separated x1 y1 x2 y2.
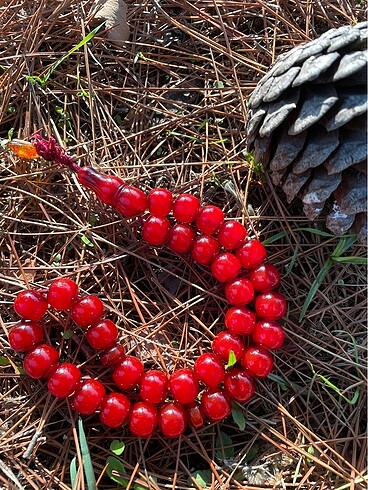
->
27 23 104 86
331 256 367 265
309 362 360 405
78 418 96 490
70 456 77 490
299 259 332 321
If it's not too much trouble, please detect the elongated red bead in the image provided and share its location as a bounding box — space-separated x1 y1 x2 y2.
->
77 167 126 206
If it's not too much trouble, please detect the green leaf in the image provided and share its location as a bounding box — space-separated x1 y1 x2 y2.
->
0 356 11 366
78 418 96 490
215 431 234 461
81 235 94 247
189 470 212 488
70 456 77 490
213 80 224 89
63 330 74 340
231 404 245 431
267 373 288 391
110 440 125 456
106 456 128 486
299 259 332 321
226 350 237 369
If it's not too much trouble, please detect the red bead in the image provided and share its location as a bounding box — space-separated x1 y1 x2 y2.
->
139 370 168 404
224 368 255 403
242 346 274 378
14 290 48 321
71 379 106 415
159 402 186 437
191 235 220 266
112 355 144 390
47 278 79 310
147 188 173 217
186 401 205 429
212 331 245 363
224 307 256 335
211 252 242 283
194 353 225 387
70 295 104 328
113 185 147 218
99 392 131 428
77 167 125 206
217 221 247 250
252 320 285 349
201 387 231 422
47 363 81 398
196 205 224 235
86 319 118 351
224 277 254 306
9 321 44 351
142 216 171 246
169 368 199 404
255 292 287 320
173 194 200 223
236 240 267 269
249 263 281 292
129 401 158 438
100 344 125 367
168 223 196 254
23 344 59 379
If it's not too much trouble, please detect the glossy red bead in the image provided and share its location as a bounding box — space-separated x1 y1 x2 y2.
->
14 290 48 321
47 277 79 310
139 370 168 404
47 363 81 398
70 295 104 328
217 220 246 250
113 185 147 218
100 344 125 367
249 263 281 292
129 401 158 438
173 194 200 223
241 346 274 378
211 252 242 283
212 331 245 363
77 167 125 206
159 402 186 437
99 392 131 427
9 321 44 352
252 320 285 349
168 223 196 254
191 235 220 266
112 355 144 390
194 353 225 387
71 379 106 415
255 292 287 320
196 205 224 235
85 319 118 351
169 368 199 404
147 188 173 217
224 368 255 403
224 307 256 335
23 344 60 379
142 216 171 246
236 239 267 269
201 387 231 422
186 401 206 429
224 277 255 306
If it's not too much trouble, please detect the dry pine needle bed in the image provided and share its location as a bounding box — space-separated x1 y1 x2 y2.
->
0 1 367 489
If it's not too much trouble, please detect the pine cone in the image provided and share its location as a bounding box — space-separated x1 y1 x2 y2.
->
246 22 367 241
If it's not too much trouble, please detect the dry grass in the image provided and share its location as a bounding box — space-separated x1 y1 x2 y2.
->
0 0 367 489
